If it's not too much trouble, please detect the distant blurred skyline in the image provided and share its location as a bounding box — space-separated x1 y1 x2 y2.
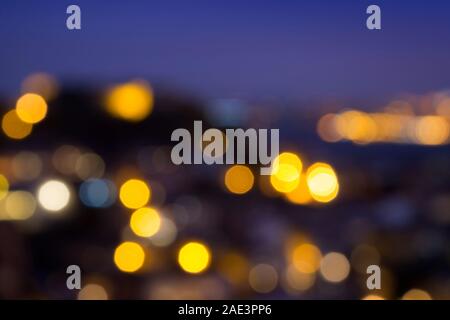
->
1 0 450 105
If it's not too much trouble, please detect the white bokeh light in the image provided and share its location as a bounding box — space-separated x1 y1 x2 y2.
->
37 180 71 212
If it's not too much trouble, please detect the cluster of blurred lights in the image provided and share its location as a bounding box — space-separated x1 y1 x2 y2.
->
318 108 450 146
2 91 49 140
223 152 339 205
1 73 442 299
273 153 339 204
0 179 72 221
113 176 184 274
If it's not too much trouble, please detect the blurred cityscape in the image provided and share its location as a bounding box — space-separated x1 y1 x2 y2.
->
1 0 450 301
0 73 449 300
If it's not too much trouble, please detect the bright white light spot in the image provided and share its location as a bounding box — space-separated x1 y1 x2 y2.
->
37 180 71 212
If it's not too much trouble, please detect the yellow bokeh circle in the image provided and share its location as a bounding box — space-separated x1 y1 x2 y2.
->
270 152 303 193
178 241 211 274
2 110 33 140
105 82 153 122
114 241 146 273
306 163 339 203
130 207 161 238
224 165 254 194
16 93 48 124
119 179 151 209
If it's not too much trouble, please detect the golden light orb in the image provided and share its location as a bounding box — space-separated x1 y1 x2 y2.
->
130 207 161 238
414 116 449 145
119 179 151 209
292 243 322 274
224 165 254 195
15 93 48 124
5 191 36 220
0 175 9 201
2 110 33 140
270 152 303 193
362 294 385 300
105 81 153 122
306 162 339 203
114 241 146 273
401 289 432 300
78 283 108 300
285 173 313 205
178 241 211 274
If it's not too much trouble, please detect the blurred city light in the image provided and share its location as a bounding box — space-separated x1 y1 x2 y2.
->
113 241 146 273
119 179 151 209
2 109 33 140
105 81 153 122
401 289 432 300
129 207 161 238
248 264 278 294
37 180 71 212
4 191 36 220
292 243 322 274
306 163 339 203
15 93 48 124
178 241 211 274
224 165 254 195
270 152 303 193
320 252 350 283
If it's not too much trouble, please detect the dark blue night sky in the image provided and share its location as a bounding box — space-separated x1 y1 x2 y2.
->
1 0 450 103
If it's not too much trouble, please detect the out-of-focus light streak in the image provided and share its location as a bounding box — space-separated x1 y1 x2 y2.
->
317 108 450 146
